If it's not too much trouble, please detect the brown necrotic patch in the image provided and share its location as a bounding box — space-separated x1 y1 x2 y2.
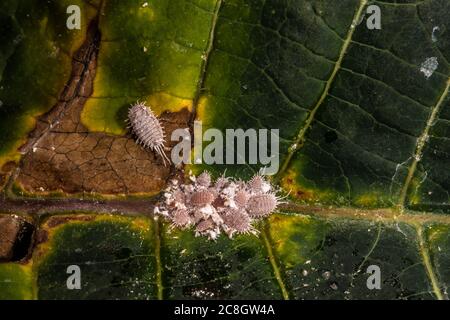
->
16 109 188 195
10 16 190 196
0 215 35 262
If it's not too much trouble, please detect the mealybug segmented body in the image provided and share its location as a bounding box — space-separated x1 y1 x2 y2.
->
128 101 170 165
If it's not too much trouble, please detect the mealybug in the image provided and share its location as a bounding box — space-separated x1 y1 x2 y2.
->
155 171 282 240
128 101 170 165
191 190 216 206
246 193 279 217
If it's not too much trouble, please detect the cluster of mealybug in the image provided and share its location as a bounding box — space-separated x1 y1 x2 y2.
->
128 101 170 165
154 171 283 239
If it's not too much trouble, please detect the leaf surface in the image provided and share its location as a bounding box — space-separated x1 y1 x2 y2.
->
0 0 450 300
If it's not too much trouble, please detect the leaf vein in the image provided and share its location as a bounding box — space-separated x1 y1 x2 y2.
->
275 0 369 182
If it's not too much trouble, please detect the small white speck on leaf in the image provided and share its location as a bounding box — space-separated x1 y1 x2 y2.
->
289 143 298 152
432 26 440 42
420 57 438 79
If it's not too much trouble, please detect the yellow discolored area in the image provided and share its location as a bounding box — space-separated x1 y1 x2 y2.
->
0 115 37 168
0 263 35 300
39 214 151 239
281 168 334 204
268 214 327 268
81 92 193 135
406 176 424 206
353 191 393 208
185 95 212 176
0 1 99 168
194 96 211 124
80 0 217 135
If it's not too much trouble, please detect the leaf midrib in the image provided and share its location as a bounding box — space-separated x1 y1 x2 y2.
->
398 78 450 210
417 225 445 300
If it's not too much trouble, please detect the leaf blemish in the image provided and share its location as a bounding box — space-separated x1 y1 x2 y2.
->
420 57 439 79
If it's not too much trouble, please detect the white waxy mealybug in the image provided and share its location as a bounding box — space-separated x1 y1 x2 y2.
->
128 101 170 165
222 209 251 234
248 174 271 193
246 193 278 217
234 190 249 208
193 209 204 223
172 209 192 227
214 176 229 190
154 171 282 240
191 190 215 206
249 175 264 191
196 171 212 187
196 218 214 233
172 190 186 206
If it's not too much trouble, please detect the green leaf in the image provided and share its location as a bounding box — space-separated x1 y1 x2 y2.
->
161 223 281 299
273 0 450 209
269 214 433 299
12 213 446 300
0 263 34 300
1 0 450 301
195 0 362 178
35 215 157 299
423 224 450 298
